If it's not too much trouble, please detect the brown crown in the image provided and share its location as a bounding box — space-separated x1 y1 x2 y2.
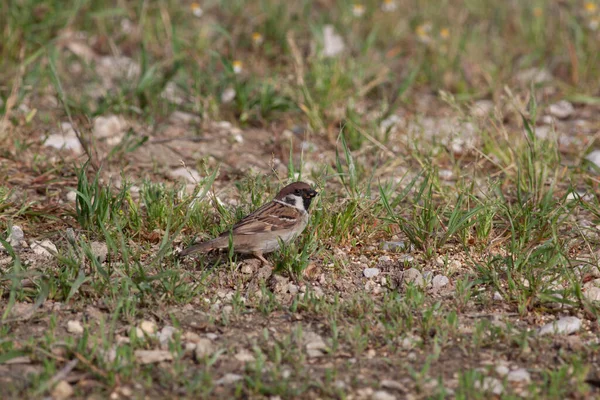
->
275 181 316 200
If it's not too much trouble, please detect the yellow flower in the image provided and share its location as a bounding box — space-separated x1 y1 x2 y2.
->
232 60 243 74
252 32 264 46
352 4 365 17
381 0 398 12
415 23 432 43
585 2 597 13
190 2 203 18
533 7 543 17
439 28 450 40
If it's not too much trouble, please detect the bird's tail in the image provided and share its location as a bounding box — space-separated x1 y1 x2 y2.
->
178 237 228 257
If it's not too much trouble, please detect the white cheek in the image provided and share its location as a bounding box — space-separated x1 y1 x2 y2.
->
293 195 304 211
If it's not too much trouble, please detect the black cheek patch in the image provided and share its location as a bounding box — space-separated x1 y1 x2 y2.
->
303 196 314 211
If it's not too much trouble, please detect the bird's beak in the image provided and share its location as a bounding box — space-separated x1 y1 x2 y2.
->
308 190 318 198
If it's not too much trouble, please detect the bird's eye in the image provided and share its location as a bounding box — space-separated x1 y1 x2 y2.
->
294 189 300 195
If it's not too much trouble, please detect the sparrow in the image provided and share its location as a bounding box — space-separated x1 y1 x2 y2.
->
179 181 318 264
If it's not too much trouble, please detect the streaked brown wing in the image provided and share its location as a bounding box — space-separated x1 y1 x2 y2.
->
220 202 300 236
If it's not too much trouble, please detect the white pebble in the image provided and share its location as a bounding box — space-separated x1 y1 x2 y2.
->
363 268 381 278
431 274 449 290
538 316 581 336
66 320 84 334
547 100 574 119
507 368 531 383
31 240 57 257
585 287 600 302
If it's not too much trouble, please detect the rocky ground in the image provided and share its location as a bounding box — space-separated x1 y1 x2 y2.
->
3 1 600 399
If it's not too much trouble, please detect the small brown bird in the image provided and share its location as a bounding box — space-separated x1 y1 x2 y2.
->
179 181 318 264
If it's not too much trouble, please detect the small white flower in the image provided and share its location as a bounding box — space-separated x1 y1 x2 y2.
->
352 4 365 17
416 23 433 44
381 0 397 12
252 32 264 46
232 60 243 74
191 3 203 18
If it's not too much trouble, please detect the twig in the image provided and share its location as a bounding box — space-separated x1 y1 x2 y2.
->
34 358 79 395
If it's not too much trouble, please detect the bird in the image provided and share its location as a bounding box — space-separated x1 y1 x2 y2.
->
179 181 318 264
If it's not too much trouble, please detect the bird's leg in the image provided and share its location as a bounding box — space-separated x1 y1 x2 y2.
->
253 251 270 266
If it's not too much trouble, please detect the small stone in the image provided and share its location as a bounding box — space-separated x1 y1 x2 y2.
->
382 241 406 252
256 265 273 281
304 331 327 358
372 390 396 400
138 320 157 336
169 111 200 124
288 283 299 295
221 88 236 103
334 380 347 389
538 316 581 336
240 264 254 274
234 349 255 363
194 338 215 359
431 275 450 290
66 320 84 334
322 25 345 58
547 100 574 119
474 377 503 395
44 123 83 154
216 373 243 385
183 331 202 343
185 342 196 352
168 167 200 183
516 67 553 84
438 169 453 181
222 305 233 314
356 388 374 398
586 150 600 170
363 268 381 278
507 368 531 383
399 334 421 350
158 326 177 348
1 225 25 251
90 241 108 263
398 254 414 263
31 240 57 258
566 191 586 201
447 259 462 273
66 191 78 203
214 121 232 130
269 275 290 294
135 350 172 364
585 287 600 302
380 379 405 391
378 255 392 263
401 268 424 287
93 115 127 139
493 291 503 301
52 380 74 400
495 365 510 376
312 286 324 299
